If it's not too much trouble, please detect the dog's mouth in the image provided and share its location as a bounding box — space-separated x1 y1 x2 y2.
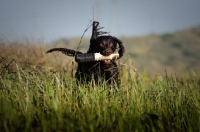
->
104 59 111 64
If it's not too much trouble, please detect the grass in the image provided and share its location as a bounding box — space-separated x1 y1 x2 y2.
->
0 43 200 131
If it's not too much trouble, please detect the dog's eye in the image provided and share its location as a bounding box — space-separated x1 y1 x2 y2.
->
109 42 113 47
100 43 104 47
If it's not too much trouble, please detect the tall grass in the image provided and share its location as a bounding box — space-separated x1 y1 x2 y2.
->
0 43 200 131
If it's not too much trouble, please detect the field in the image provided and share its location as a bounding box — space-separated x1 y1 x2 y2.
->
0 40 200 131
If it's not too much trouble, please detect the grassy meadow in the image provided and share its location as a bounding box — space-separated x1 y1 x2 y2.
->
0 40 200 132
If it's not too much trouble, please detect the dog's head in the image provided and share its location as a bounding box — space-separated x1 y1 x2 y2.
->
94 36 119 64
89 21 125 61
95 36 117 56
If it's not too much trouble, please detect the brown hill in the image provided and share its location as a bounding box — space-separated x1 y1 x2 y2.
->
51 26 200 75
122 26 200 75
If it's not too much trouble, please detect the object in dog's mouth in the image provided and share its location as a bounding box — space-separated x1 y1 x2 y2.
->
75 52 119 62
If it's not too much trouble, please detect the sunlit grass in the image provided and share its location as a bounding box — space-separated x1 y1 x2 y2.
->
0 42 200 131
0 60 200 131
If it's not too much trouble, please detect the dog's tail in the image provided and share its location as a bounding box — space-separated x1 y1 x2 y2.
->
46 48 83 56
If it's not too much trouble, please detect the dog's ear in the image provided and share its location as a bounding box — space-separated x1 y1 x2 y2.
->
91 21 99 40
113 37 125 58
90 21 108 42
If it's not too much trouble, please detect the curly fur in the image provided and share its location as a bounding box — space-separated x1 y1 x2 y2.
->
46 21 125 87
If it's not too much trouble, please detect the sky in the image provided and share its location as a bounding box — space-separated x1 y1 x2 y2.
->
0 0 200 43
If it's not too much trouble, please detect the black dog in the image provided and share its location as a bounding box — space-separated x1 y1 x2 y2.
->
47 21 125 87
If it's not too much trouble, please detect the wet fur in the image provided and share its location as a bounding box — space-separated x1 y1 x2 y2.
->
47 21 125 87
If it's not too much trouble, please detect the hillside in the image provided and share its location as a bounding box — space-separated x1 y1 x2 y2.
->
1 26 199 76
122 26 200 75
52 26 200 75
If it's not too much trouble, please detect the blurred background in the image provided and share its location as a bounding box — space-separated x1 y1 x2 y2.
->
0 0 200 75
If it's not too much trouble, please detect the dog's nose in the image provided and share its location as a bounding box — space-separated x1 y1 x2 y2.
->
104 50 111 56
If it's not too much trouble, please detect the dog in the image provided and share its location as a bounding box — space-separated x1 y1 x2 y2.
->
47 21 125 87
